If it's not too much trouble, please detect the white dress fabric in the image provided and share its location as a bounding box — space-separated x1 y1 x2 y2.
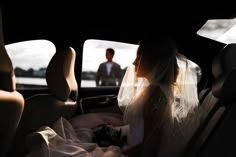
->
25 117 126 157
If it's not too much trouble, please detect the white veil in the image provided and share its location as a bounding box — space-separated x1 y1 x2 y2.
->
117 53 202 146
117 65 149 146
173 56 202 122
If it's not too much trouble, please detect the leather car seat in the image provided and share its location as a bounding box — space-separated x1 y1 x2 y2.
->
0 9 24 157
8 47 78 157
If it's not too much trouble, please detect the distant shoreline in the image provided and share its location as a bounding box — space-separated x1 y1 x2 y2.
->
16 77 96 87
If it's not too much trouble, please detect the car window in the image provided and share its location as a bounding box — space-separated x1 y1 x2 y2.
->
5 39 56 89
197 17 236 44
82 39 138 87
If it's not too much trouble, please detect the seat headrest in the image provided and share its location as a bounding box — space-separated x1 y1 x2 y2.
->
212 43 236 100
0 8 15 91
46 47 78 101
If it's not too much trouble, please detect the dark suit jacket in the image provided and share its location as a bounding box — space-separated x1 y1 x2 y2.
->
96 62 123 86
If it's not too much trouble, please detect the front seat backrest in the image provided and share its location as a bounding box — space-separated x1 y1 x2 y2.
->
9 47 78 157
46 46 78 102
212 43 236 100
0 9 24 157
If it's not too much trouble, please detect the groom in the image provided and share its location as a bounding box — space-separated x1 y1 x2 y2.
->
96 48 123 86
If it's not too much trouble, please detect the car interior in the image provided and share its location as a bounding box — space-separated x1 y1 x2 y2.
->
0 11 24 157
0 3 236 157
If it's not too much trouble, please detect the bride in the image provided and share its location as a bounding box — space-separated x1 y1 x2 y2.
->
26 35 202 157
117 36 202 157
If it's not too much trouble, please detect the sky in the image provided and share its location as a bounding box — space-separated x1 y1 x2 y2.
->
5 40 56 70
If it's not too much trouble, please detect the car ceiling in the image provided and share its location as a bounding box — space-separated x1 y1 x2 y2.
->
1 3 234 44
0 3 235 70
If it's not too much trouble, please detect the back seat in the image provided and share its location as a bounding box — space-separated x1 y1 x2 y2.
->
184 43 236 157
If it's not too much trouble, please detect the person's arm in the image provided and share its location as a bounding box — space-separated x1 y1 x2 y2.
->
113 125 142 157
121 143 143 157
96 65 101 86
116 64 123 86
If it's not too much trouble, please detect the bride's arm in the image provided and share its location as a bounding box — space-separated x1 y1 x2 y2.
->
121 143 143 157
113 125 143 157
